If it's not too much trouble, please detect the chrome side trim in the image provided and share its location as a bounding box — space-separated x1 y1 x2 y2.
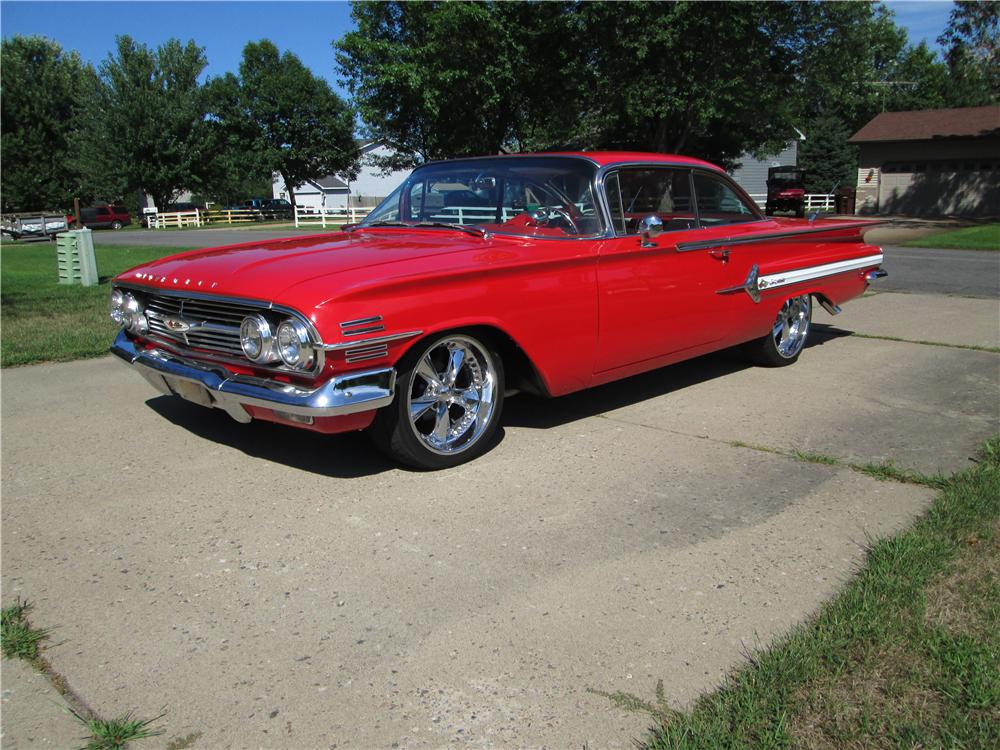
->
675 222 886 253
340 315 385 336
756 253 884 292
112 330 396 419
345 343 390 363
340 315 382 328
322 330 423 352
716 264 762 303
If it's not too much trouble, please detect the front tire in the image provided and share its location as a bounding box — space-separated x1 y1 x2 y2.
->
369 332 505 469
746 295 812 366
111 220 123 230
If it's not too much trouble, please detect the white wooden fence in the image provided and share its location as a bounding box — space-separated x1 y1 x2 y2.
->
148 209 203 229
294 205 372 228
747 193 836 212
147 207 289 228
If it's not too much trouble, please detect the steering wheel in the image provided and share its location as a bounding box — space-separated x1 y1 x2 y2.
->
533 205 580 234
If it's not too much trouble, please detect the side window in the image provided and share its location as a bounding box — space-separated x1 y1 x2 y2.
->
692 173 759 226
98 206 111 216
609 168 696 236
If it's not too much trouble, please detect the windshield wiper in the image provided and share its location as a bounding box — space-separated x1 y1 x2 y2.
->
351 220 491 239
414 221 491 238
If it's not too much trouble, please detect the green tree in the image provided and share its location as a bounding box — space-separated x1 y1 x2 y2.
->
570 1 799 165
798 115 858 193
881 41 950 112
0 36 94 212
70 36 212 211
335 2 530 166
938 0 999 105
790 1 909 129
210 40 357 208
336 1 801 167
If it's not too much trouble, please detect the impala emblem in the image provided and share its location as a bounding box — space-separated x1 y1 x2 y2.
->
164 316 192 332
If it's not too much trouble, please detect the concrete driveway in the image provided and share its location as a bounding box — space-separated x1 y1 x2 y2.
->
2 290 998 749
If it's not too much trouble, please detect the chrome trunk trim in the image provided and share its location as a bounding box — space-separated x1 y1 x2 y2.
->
756 254 884 291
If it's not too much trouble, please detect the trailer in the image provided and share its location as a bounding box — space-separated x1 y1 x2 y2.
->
1 212 70 241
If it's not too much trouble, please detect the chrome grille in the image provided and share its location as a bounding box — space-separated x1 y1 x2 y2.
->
144 293 264 357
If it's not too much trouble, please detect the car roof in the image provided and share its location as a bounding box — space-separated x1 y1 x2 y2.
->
545 151 724 171
421 151 725 172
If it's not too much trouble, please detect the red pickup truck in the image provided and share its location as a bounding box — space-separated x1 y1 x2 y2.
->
70 205 132 230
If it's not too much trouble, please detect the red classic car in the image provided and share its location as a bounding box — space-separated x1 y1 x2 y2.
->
110 152 886 469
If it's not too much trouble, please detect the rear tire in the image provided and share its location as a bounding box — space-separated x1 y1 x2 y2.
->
746 295 812 367
369 331 505 469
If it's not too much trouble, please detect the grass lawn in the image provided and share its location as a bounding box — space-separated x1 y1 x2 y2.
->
903 224 1000 251
616 437 999 749
0 242 189 367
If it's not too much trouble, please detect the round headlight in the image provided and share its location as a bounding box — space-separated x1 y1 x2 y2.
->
109 289 126 326
122 294 148 334
240 315 276 363
276 319 314 369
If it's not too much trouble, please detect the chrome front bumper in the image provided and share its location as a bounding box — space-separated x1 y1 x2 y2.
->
111 330 396 424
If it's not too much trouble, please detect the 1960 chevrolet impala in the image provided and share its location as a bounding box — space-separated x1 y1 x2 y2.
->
110 152 886 468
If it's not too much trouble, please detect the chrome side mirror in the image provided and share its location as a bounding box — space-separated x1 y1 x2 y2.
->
639 215 663 247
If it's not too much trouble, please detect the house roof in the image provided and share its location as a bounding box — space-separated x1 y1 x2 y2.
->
310 175 348 190
848 105 1000 143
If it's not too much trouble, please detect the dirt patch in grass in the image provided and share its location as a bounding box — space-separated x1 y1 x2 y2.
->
924 519 1000 640
789 647 944 750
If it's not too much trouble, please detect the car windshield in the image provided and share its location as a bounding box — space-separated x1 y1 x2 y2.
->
360 157 604 238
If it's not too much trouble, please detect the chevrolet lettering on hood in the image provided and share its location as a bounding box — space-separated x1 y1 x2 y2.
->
108 151 886 469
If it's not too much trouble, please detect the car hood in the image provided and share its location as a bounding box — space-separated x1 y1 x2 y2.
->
116 228 495 300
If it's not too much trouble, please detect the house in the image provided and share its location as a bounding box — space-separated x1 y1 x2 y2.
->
848 105 1000 216
348 141 414 206
730 140 801 208
272 141 415 209
272 174 350 209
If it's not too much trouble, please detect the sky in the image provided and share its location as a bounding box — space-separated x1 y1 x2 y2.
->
0 0 357 94
1 0 958 95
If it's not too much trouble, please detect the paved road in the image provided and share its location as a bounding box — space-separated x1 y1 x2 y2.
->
881 245 999 298
91 225 331 248
3 290 997 748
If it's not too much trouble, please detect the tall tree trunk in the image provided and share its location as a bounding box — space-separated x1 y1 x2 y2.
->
281 172 297 208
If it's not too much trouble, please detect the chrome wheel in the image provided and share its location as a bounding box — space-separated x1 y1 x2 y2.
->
406 335 498 456
772 295 811 359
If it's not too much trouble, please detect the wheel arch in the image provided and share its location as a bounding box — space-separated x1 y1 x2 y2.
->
397 322 552 398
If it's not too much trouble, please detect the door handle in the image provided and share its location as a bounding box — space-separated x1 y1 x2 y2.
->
709 248 730 263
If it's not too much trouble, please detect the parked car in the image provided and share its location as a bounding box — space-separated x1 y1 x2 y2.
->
239 197 293 219
75 205 131 230
263 198 293 212
765 166 807 218
109 152 886 469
